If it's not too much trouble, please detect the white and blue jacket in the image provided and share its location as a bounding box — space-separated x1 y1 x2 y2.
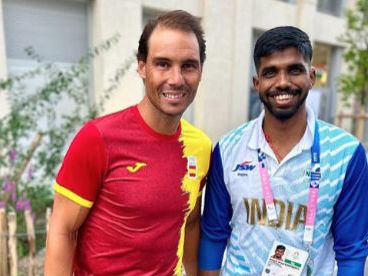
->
200 107 368 275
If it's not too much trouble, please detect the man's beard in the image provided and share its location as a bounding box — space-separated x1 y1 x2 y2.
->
259 89 308 121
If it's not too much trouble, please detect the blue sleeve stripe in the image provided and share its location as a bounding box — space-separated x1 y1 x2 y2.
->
227 253 250 272
332 143 368 261
199 143 233 270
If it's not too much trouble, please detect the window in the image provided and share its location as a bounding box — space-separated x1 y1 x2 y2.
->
248 29 263 120
143 8 165 28
317 0 345 17
3 0 89 125
312 43 331 88
3 0 88 63
312 42 342 122
276 0 296 4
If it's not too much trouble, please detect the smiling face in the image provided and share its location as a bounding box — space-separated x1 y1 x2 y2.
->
253 47 315 121
138 26 202 123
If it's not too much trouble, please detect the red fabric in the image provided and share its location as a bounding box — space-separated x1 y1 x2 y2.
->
56 106 209 275
56 123 106 202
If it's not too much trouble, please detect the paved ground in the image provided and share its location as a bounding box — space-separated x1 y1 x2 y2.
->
18 250 44 276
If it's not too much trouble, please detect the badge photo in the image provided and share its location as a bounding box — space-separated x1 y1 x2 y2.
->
262 241 309 276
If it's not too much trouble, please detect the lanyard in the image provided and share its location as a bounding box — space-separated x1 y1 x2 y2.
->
257 123 320 244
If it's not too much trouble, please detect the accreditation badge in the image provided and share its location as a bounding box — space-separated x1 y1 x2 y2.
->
261 241 308 276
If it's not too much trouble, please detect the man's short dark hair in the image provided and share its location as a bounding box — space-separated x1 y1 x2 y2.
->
253 26 312 72
276 245 286 251
137 10 206 64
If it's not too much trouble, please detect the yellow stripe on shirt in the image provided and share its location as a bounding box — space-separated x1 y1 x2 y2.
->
54 182 93 208
174 119 212 275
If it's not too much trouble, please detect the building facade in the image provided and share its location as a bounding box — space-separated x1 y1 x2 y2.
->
0 0 356 142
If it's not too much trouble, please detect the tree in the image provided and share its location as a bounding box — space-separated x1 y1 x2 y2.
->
0 35 135 255
339 0 368 140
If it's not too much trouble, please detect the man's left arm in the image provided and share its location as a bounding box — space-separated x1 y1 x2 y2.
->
183 196 202 276
332 143 368 276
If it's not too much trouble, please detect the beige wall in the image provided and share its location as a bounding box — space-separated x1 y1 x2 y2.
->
196 0 253 139
313 12 345 45
88 0 351 142
89 0 143 114
0 0 9 119
0 0 350 142
142 0 203 16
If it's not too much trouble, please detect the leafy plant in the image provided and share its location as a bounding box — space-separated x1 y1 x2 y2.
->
339 0 368 106
338 0 368 140
0 34 135 255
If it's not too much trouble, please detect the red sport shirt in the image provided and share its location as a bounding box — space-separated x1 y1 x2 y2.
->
54 105 212 275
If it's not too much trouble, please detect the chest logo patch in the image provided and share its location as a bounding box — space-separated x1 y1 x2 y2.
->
233 160 256 172
127 162 147 173
187 156 197 179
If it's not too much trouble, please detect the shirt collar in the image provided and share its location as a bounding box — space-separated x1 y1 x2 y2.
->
249 104 316 153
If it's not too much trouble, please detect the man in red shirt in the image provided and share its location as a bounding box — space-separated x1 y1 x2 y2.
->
45 10 211 275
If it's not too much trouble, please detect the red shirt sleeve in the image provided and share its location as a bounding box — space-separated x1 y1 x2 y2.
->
55 122 107 207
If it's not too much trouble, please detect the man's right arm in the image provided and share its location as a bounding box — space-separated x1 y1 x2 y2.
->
44 193 90 275
199 144 233 275
332 143 368 276
44 122 105 275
